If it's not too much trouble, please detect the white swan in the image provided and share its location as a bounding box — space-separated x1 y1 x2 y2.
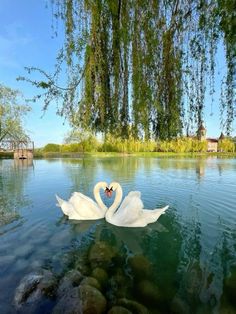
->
56 181 108 220
105 182 169 227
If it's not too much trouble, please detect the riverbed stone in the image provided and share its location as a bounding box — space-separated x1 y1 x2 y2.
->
14 273 43 307
136 279 161 305
37 269 58 297
128 255 152 280
108 271 131 299
80 276 102 291
88 241 117 269
108 306 132 314
53 287 82 314
14 269 58 308
91 267 109 288
53 284 107 314
117 298 149 314
79 284 107 313
57 270 83 298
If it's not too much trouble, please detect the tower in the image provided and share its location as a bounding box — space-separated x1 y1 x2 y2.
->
197 123 206 141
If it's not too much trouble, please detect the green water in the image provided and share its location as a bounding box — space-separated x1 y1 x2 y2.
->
0 157 235 313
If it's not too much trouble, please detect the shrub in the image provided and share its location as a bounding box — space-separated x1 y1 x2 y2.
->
43 143 60 152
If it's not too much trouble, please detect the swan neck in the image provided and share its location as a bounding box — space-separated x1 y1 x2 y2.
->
106 183 123 221
93 182 107 211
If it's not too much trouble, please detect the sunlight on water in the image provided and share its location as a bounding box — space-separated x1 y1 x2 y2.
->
0 157 236 313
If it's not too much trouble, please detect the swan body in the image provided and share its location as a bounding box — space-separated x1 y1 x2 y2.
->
105 182 169 227
56 181 108 220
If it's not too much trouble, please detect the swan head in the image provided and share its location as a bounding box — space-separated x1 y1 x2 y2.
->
105 186 113 198
94 181 109 197
105 182 121 198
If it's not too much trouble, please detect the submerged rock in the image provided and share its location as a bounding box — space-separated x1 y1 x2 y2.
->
108 270 131 299
14 273 43 307
53 287 82 314
108 305 132 314
80 276 102 291
14 269 57 311
91 267 109 288
53 284 107 314
57 270 83 298
117 298 149 314
136 279 161 305
128 255 152 280
185 261 202 297
89 241 117 269
79 284 107 313
37 269 58 297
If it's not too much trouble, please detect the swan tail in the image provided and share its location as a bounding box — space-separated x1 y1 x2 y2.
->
159 205 169 215
55 194 71 216
149 205 169 216
55 194 64 207
144 205 169 224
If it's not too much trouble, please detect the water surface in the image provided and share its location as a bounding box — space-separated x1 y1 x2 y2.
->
0 157 236 313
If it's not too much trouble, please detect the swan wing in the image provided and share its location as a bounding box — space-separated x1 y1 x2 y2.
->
70 192 98 208
55 194 75 216
68 193 104 219
118 191 143 212
113 192 144 225
72 192 97 205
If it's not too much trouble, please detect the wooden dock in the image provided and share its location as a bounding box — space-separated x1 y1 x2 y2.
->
0 140 34 159
14 149 34 159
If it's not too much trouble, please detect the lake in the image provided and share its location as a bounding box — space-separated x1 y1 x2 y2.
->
0 157 236 313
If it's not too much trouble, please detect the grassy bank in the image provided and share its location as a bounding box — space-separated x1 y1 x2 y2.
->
0 152 14 159
33 151 236 158
1 150 236 160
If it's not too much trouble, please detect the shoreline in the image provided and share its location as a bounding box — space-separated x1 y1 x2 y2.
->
1 151 236 159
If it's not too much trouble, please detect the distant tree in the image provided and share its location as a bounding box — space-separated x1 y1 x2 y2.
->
64 129 99 152
218 138 235 152
43 143 61 152
0 84 31 142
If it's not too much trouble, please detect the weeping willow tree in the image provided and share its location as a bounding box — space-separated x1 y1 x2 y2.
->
18 0 236 139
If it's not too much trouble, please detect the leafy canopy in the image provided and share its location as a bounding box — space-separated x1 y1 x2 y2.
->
18 0 236 139
0 84 31 142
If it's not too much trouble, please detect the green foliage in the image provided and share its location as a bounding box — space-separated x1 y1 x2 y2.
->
218 138 235 152
41 136 236 154
64 129 99 152
100 135 156 153
19 1 236 138
0 84 31 142
43 143 60 152
156 138 207 153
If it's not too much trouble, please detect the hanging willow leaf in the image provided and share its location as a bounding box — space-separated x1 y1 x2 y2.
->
18 0 235 139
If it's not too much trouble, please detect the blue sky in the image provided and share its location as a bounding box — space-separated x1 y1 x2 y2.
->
0 0 70 147
0 0 235 147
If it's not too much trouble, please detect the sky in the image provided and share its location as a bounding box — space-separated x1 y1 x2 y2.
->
0 0 70 147
0 0 235 147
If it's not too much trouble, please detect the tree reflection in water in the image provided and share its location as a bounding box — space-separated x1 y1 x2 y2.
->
0 159 32 228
